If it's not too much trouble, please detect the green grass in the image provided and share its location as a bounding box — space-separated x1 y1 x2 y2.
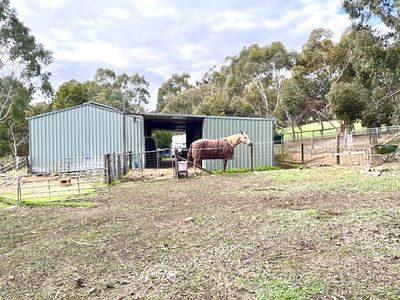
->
213 165 280 174
0 188 100 208
281 121 364 140
254 271 326 300
22 200 97 208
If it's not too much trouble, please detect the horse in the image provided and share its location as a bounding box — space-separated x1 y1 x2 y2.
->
187 131 252 173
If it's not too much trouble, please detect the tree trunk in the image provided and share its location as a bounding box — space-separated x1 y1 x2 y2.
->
318 114 324 137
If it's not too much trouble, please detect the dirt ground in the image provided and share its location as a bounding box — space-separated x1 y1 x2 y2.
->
0 163 399 299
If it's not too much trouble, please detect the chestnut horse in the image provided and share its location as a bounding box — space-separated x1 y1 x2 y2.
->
187 131 252 173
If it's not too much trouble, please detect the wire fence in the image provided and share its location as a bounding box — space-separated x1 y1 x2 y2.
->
285 125 400 142
278 126 400 166
0 169 110 206
0 156 27 173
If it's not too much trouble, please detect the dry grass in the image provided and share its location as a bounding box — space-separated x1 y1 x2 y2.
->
0 163 399 299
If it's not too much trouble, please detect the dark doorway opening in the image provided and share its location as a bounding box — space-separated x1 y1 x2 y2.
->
136 113 204 168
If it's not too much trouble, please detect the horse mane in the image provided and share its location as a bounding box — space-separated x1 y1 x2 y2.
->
225 133 243 147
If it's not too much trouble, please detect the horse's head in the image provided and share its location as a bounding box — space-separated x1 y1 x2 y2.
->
240 131 252 145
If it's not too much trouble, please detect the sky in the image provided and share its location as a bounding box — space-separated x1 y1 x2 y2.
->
10 0 351 111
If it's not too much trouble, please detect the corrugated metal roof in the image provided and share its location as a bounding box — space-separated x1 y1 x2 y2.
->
138 112 274 121
27 101 124 120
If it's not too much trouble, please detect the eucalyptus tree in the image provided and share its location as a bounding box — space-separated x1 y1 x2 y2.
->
0 0 52 122
328 81 368 130
226 42 296 117
292 28 356 132
52 80 89 110
53 68 150 113
156 73 192 112
92 68 150 113
343 0 399 37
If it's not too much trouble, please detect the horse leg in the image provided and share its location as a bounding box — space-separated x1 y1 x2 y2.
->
193 159 197 174
223 160 227 172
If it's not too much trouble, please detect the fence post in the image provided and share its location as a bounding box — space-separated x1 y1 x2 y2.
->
117 154 122 178
48 179 51 201
174 149 179 178
140 152 144 178
27 157 32 174
104 154 111 184
311 137 314 155
301 143 305 164
17 176 22 206
248 143 254 172
77 175 81 196
336 132 341 165
128 151 133 170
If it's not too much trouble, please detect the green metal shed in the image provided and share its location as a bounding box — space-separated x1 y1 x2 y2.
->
140 113 274 170
202 116 274 170
28 102 144 173
29 102 274 173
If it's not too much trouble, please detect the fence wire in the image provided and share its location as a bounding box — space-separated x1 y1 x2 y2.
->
278 127 400 166
0 169 109 206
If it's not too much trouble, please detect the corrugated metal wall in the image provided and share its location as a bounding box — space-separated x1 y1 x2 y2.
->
29 102 144 173
202 116 274 171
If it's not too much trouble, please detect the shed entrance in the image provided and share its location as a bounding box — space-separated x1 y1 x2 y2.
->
140 113 204 146
135 113 204 168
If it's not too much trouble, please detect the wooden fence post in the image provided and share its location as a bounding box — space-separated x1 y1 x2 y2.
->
174 149 179 178
248 143 254 172
117 154 122 178
104 154 111 184
301 143 305 164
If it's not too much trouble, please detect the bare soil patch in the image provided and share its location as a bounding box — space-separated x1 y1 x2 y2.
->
0 164 399 299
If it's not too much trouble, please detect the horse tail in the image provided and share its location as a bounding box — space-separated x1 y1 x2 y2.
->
187 143 193 163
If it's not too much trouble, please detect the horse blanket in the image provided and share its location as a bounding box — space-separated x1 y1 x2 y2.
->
188 138 234 161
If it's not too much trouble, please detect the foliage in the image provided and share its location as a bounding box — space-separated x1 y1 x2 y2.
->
152 130 173 149
157 73 192 112
328 81 369 130
0 0 52 122
52 68 150 113
343 0 400 37
53 80 88 110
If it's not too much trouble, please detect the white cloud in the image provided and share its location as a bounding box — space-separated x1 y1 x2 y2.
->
128 47 161 61
9 0 38 19
147 65 173 79
131 0 179 19
293 1 350 40
264 3 320 29
102 7 131 20
175 45 210 60
37 0 67 9
49 28 75 42
208 10 257 32
55 41 130 67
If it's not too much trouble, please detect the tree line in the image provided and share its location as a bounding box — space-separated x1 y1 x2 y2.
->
0 0 399 158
